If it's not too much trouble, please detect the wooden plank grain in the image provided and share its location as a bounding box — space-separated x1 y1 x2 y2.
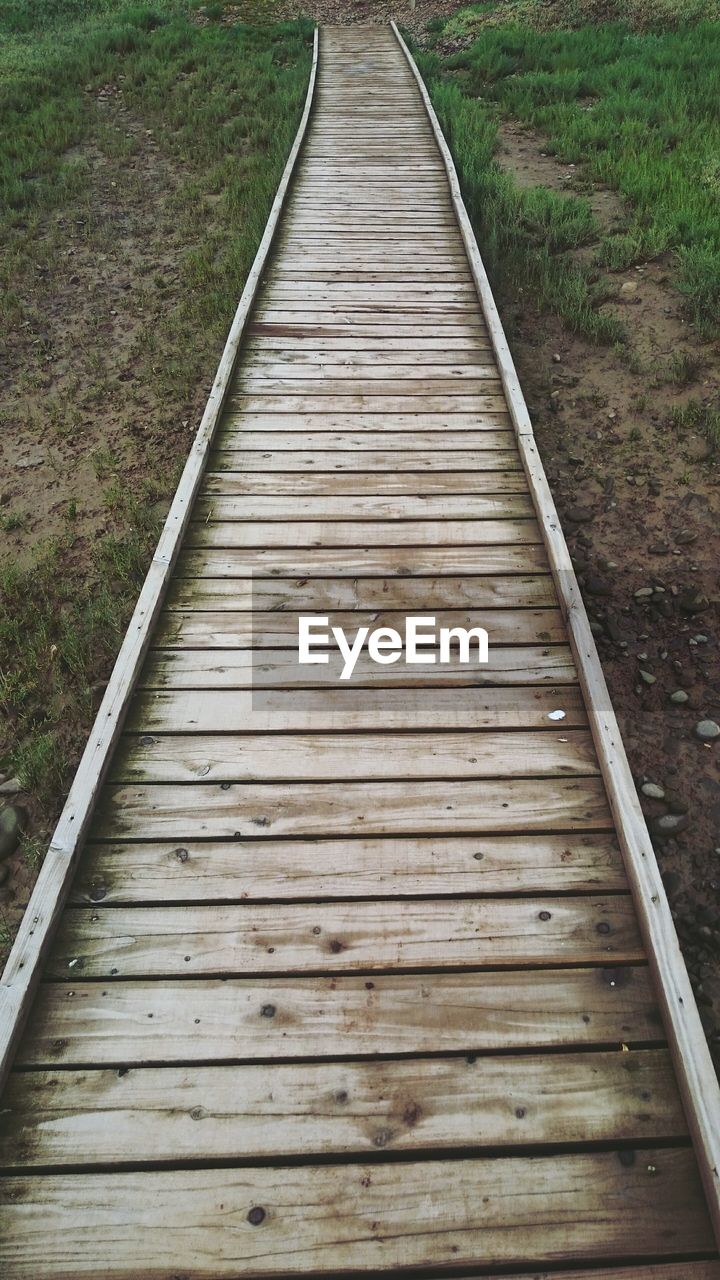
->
94 777 611 840
0 1049 683 1168
110 729 599 784
17 967 662 1066
70 833 626 904
127 686 588 734
176 546 547 578
0 1149 711 1277
139 645 576 689
48 896 641 978
153 605 564 647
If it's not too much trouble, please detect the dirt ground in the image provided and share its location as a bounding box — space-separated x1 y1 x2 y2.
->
495 121 720 1056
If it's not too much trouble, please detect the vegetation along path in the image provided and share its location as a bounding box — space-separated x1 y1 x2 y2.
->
1 19 720 1278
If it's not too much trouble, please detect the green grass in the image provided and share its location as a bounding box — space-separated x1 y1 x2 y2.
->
0 0 312 828
414 58 622 342
424 2 720 333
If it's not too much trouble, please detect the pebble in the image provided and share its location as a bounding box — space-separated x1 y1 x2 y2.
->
641 783 665 800
652 812 689 839
620 281 638 295
695 720 720 742
0 805 27 861
0 777 21 796
585 575 612 597
678 590 709 615
675 528 698 546
669 690 689 704
639 670 656 685
634 587 654 600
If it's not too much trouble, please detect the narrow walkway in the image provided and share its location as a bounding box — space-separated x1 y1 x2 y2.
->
1 25 719 1278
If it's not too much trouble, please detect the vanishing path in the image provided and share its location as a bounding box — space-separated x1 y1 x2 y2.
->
1 25 719 1278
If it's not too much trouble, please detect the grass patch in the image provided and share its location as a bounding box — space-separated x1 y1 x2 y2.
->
414 57 622 342
0 0 312 840
670 398 720 451
426 3 720 332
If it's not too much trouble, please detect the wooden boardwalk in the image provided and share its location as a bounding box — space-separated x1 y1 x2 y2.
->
1 24 720 1278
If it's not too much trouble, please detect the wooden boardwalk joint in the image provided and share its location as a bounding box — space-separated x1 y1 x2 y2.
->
1 23 719 1279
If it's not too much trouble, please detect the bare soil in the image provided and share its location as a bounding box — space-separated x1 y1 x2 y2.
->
496 120 720 1057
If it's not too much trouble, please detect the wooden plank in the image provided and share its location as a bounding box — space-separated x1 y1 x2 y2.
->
236 365 502 382
110 729 599 784
0 30 324 1098
166 574 556 609
220 412 510 432
128 686 588 734
17 967 663 1066
201 470 531 495
193 493 535 519
48 897 641 978
139 645 576 689
0 1149 711 1278
184 517 540 548
177 546 546 578
94 778 611 840
216 430 515 450
153 606 564 647
0 1049 683 1168
211 448 522 470
70 833 627 904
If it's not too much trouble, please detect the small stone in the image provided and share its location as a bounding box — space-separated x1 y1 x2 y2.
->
552 352 562 363
0 805 27 861
620 280 638 296
651 812 689 839
678 590 709 615
639 670 656 685
675 528 698 546
641 783 665 800
670 690 689 704
634 587 654 600
586 575 612 597
695 720 720 742
0 777 22 796
648 542 669 556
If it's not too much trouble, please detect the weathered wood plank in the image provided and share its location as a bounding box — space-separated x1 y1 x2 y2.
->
201 470 531 495
17 967 662 1066
127 686 588 734
0 1148 711 1277
139 645 576 689
218 428 514 448
167 573 556 610
219 413 509 431
48 897 641 978
185 517 540 548
94 777 611 840
110 729 599 784
70 833 626 904
154 606 565 648
176 547 546 578
210 447 523 471
0 1049 682 1167
194 494 534 519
